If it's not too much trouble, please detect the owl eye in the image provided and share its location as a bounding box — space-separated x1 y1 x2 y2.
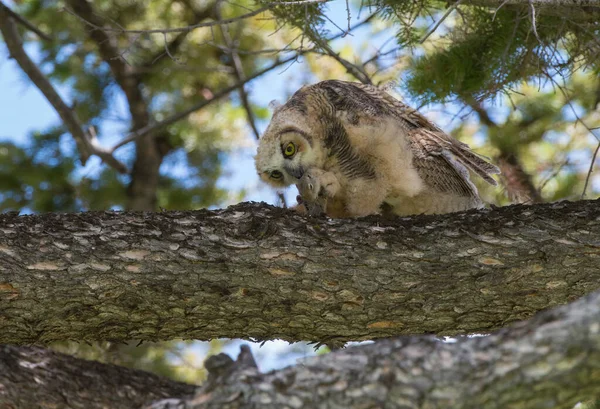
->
270 170 283 180
283 142 296 158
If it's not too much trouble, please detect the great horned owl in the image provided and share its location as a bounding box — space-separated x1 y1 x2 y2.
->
255 80 499 217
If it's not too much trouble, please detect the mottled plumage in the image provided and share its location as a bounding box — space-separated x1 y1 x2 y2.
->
255 80 499 217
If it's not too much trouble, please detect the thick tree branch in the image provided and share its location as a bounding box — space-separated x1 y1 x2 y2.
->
0 345 195 409
4 287 600 408
1 200 600 345
148 288 600 409
0 3 127 173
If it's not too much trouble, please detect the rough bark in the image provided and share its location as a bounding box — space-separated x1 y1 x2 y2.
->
3 288 600 409
1 200 600 345
147 289 600 409
0 345 195 409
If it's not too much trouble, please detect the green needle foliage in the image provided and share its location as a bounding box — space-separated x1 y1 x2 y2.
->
373 0 600 103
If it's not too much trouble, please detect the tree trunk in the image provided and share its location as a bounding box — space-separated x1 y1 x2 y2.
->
65 0 171 211
1 200 599 345
0 345 195 409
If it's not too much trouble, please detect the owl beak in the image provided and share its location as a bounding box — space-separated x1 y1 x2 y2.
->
284 165 304 180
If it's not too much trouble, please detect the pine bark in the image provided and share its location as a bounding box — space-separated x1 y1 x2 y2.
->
147 289 600 409
3 288 600 409
0 345 195 409
1 200 600 345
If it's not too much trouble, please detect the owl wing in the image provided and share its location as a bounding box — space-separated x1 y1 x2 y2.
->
315 81 499 197
408 129 482 198
376 88 500 196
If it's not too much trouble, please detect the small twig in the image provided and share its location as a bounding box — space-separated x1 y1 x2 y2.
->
539 159 569 192
544 71 600 199
345 0 351 35
420 0 462 44
162 32 184 65
0 2 52 41
311 33 372 84
492 0 510 21
321 11 349 37
216 4 260 140
582 142 600 199
528 0 542 44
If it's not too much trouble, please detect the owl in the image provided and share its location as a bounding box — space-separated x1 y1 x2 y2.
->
255 80 499 218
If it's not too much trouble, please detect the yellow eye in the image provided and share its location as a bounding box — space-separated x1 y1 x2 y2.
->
283 142 296 158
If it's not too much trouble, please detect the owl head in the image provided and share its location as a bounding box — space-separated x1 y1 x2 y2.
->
255 88 327 188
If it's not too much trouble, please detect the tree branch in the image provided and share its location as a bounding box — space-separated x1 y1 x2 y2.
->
148 288 600 409
310 33 373 85
4 282 600 408
64 0 169 210
497 151 543 203
0 2 51 41
110 54 303 152
107 10 379 153
1 200 600 345
0 345 195 409
0 3 127 173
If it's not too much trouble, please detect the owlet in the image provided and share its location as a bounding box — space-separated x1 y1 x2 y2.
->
255 80 499 218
